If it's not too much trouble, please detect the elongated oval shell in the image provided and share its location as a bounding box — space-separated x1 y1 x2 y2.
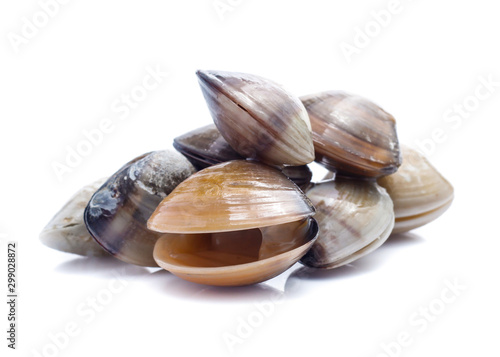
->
173 124 313 190
40 178 109 257
148 160 315 234
84 151 196 266
301 91 401 178
196 70 315 166
153 218 318 286
301 179 394 269
377 146 454 234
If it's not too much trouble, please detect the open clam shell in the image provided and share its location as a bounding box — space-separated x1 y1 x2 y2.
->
84 151 196 266
148 160 318 286
154 218 318 286
40 178 110 257
173 123 313 190
196 70 315 166
301 91 402 178
301 179 394 269
377 146 454 234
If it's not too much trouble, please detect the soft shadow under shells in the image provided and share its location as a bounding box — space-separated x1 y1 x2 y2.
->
145 269 284 303
55 256 152 279
285 232 425 294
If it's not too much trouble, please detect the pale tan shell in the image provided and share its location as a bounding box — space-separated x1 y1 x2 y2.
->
301 179 394 269
377 146 454 234
147 160 315 234
39 178 109 257
301 91 401 178
197 70 315 166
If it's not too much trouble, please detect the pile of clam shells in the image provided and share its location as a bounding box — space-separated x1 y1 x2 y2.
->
40 70 454 286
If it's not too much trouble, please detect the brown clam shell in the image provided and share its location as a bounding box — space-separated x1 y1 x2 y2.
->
148 160 318 286
301 91 402 178
197 70 315 166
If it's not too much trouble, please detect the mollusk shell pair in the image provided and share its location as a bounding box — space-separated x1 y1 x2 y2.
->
301 179 394 269
196 70 315 167
378 146 454 234
301 91 402 178
83 150 196 266
148 160 319 286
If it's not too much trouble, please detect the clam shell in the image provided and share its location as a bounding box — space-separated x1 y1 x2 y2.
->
281 165 313 191
147 160 315 234
301 91 401 178
377 146 454 234
173 123 313 190
84 151 196 266
153 218 318 286
39 178 109 257
173 123 243 170
301 179 394 269
196 70 315 166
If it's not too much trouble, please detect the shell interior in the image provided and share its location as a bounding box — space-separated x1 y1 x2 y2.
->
154 217 318 286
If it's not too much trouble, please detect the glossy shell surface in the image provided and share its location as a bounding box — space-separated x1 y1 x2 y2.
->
301 91 401 178
173 124 312 189
84 151 196 266
154 218 318 286
148 160 315 234
148 160 317 286
197 70 315 166
301 179 394 269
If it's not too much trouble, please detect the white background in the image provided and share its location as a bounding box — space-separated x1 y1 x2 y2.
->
1 1 499 356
